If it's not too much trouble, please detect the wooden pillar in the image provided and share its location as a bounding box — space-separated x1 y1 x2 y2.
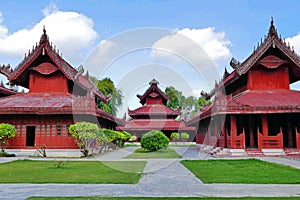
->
222 121 226 148
230 115 237 148
230 115 237 137
249 116 255 148
262 115 268 136
286 115 293 148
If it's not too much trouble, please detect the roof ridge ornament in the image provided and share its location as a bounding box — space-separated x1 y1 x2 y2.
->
40 25 48 44
149 78 159 85
268 16 278 37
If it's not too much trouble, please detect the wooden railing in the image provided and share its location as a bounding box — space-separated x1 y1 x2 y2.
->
258 127 283 149
226 129 231 148
231 128 245 149
218 134 225 148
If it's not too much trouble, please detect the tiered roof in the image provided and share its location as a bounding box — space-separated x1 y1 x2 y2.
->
188 19 300 125
0 28 114 121
118 79 194 132
0 28 108 102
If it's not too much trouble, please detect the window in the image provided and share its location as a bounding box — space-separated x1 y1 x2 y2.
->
67 125 71 137
57 125 61 136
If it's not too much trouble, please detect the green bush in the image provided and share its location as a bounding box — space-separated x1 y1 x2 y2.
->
141 130 169 152
102 129 131 148
171 132 180 142
181 132 190 142
69 122 99 157
0 123 16 151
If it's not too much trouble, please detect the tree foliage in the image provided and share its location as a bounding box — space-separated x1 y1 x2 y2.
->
69 122 132 157
165 86 210 120
181 132 190 142
171 132 180 143
69 122 100 157
0 123 16 151
141 130 169 152
96 77 123 116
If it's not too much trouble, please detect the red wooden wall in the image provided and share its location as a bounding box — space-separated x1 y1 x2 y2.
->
1 115 78 149
29 72 68 93
248 66 289 90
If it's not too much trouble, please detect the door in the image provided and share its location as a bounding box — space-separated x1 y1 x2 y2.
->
26 126 35 146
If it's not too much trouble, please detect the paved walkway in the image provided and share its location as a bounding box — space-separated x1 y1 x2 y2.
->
0 147 300 199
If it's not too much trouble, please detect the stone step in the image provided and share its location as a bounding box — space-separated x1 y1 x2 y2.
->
262 149 285 156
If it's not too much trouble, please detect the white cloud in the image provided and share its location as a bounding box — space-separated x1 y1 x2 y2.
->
42 3 59 16
84 39 120 76
286 34 300 56
0 4 97 66
151 27 231 67
0 12 8 39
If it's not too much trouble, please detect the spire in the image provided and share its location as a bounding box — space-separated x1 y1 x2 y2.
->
40 25 48 44
223 67 229 79
268 16 278 37
149 78 159 85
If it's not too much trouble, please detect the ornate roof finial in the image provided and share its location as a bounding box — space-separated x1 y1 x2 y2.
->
271 16 274 26
223 67 229 79
268 16 277 36
149 78 159 85
40 25 48 44
43 25 46 35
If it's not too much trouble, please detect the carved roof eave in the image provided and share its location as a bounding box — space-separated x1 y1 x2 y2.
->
206 23 300 99
2 29 108 102
138 84 169 104
235 36 300 76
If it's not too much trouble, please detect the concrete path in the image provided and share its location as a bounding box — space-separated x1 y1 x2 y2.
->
258 157 300 169
0 147 300 199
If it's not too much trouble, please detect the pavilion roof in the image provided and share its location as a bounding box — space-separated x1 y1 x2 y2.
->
0 92 114 121
128 104 180 118
0 28 108 102
204 19 300 99
187 90 300 125
117 118 195 131
137 79 169 105
0 83 16 96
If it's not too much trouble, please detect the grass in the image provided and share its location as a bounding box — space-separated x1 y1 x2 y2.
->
125 147 181 159
181 159 300 184
27 197 300 200
0 160 146 184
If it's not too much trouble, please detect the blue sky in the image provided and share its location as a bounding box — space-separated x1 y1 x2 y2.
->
1 0 300 116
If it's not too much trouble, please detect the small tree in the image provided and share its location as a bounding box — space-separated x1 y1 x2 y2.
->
181 132 190 143
141 130 169 152
0 123 16 152
171 132 180 144
69 122 99 157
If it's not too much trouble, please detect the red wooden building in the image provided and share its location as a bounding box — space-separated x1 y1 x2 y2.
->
117 79 195 139
187 20 300 151
0 29 116 151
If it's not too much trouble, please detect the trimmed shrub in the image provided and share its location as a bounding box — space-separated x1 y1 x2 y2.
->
171 132 180 142
0 123 16 151
69 122 99 157
141 130 169 152
181 132 190 142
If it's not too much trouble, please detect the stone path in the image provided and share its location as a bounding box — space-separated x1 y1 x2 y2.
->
0 147 300 199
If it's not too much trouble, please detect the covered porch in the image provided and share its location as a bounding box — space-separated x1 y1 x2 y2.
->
215 114 300 149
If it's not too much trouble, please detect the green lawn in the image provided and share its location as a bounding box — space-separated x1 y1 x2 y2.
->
126 147 181 159
181 159 300 184
0 160 146 183
27 197 300 200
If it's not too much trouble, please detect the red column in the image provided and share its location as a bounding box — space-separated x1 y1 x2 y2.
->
262 115 268 136
249 116 255 148
287 115 293 148
230 115 237 148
